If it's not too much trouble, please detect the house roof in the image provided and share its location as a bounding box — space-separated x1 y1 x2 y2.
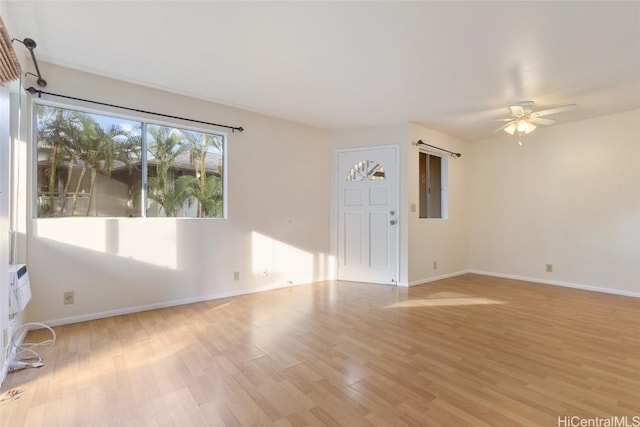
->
147 151 222 173
37 150 222 174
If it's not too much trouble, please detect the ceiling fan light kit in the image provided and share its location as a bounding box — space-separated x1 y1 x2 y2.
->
504 119 536 135
496 101 577 144
517 119 536 134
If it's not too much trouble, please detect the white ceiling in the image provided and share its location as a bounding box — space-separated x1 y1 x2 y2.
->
4 1 640 141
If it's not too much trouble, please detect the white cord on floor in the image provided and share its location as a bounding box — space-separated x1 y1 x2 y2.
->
8 322 56 372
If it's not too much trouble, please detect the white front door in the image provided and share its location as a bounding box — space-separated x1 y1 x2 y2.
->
337 146 398 284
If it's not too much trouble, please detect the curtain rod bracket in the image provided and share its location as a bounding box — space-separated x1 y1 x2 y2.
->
24 72 46 88
26 86 42 98
416 140 461 158
25 87 245 133
12 38 47 87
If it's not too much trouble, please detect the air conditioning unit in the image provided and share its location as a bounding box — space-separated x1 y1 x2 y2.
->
9 264 31 315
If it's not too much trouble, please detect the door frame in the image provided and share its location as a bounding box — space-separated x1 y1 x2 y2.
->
335 145 400 284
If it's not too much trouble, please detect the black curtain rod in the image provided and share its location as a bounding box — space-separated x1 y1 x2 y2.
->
25 87 245 133
417 140 461 158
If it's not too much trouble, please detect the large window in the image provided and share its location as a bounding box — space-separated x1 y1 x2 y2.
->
34 104 225 218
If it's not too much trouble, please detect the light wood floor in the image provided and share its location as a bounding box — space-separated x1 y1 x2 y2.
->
2 274 639 426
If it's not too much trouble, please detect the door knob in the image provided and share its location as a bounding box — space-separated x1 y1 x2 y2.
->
390 220 397 225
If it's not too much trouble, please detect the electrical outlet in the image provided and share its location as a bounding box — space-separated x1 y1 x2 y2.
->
233 271 240 281
546 264 553 273
433 261 438 270
63 291 74 305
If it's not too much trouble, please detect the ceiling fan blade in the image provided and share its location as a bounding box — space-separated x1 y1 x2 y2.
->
493 118 513 122
509 105 525 117
529 117 557 126
531 104 577 118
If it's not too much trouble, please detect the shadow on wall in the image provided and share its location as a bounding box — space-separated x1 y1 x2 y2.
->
31 219 334 283
23 242 177 326
27 217 335 323
32 218 178 270
252 231 316 284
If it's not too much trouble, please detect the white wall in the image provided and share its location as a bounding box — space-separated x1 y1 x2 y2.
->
407 123 468 285
468 109 640 295
0 77 11 382
25 63 333 325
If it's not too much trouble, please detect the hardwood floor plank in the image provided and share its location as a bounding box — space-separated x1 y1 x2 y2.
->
2 274 638 426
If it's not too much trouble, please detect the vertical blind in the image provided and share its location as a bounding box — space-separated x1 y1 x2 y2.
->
0 15 21 84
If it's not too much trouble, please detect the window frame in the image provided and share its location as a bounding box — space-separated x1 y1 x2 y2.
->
31 99 228 219
418 148 449 219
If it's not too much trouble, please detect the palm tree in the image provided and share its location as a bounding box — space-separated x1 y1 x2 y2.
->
121 131 142 216
146 126 189 216
36 105 89 215
183 131 223 217
148 175 196 217
190 173 223 217
57 114 97 215
84 124 131 216
36 106 62 212
68 122 100 216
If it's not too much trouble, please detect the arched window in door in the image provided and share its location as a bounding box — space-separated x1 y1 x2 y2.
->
346 160 385 181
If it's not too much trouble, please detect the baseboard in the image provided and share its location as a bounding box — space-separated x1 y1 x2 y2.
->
38 278 324 328
398 270 471 287
470 270 640 298
33 270 639 327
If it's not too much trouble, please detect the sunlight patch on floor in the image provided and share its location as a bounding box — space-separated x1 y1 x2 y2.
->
385 295 505 308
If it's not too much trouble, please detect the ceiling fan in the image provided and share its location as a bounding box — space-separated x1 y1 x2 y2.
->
495 101 577 144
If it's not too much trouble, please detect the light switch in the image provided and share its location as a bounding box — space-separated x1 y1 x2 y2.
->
410 203 416 212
